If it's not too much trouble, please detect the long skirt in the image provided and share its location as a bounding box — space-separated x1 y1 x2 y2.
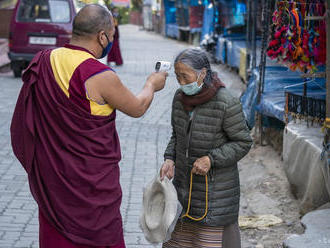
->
39 210 126 248
162 221 224 248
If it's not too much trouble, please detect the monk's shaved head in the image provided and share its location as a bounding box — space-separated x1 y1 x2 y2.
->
73 4 113 37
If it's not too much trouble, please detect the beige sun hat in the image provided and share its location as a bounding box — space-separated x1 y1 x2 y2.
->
139 176 182 244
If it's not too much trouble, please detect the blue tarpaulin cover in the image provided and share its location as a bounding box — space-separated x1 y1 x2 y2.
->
241 66 326 128
166 23 179 38
215 34 245 64
201 3 214 39
164 0 178 38
164 0 176 24
227 39 245 68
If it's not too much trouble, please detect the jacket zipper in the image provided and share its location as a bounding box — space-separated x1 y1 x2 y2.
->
183 110 195 213
185 110 195 160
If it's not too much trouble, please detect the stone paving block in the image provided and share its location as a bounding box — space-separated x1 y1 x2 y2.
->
0 222 25 230
7 199 25 210
2 232 20 241
17 235 37 243
22 203 37 211
12 240 33 248
21 232 38 238
0 215 14 223
23 225 38 233
0 240 16 248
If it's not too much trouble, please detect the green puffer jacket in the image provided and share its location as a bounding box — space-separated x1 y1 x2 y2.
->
164 87 252 227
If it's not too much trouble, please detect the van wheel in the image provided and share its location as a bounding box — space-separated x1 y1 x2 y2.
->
12 63 22 78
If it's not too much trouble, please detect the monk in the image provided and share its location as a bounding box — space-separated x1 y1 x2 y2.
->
10 4 167 248
107 7 123 66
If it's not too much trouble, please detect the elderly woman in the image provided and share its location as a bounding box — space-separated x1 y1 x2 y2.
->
160 48 252 248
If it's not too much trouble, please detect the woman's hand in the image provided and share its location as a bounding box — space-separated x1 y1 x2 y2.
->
160 159 175 180
192 156 211 176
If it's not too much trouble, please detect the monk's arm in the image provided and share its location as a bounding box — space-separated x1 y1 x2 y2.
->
87 70 162 118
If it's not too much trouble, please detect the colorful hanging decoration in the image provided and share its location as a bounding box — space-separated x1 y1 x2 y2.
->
267 0 326 73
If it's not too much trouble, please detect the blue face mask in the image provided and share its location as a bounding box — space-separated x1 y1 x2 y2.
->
180 74 204 95
100 33 113 59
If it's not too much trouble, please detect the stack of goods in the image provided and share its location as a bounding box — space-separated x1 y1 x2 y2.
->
267 0 326 73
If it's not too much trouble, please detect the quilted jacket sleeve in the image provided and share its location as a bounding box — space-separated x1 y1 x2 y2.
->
208 97 252 168
164 93 179 161
164 128 176 161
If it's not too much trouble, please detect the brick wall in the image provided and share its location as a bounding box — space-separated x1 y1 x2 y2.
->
129 11 142 26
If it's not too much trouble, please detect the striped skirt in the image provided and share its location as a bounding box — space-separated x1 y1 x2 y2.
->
162 221 224 248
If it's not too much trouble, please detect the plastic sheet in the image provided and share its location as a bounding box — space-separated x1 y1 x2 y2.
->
227 39 245 68
166 23 179 38
240 69 259 128
241 66 326 127
257 69 326 121
283 123 330 213
201 3 214 40
164 0 176 24
215 34 246 64
215 37 227 63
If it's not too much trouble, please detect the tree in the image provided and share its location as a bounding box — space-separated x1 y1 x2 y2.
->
131 0 143 11
103 0 111 9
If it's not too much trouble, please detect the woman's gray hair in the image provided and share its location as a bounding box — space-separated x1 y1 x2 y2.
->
174 48 213 85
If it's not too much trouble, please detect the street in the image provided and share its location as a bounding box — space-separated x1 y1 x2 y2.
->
0 25 303 248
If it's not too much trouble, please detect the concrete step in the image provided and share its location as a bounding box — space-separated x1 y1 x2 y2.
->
283 208 330 248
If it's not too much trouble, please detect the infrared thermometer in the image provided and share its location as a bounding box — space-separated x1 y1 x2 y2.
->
155 61 171 72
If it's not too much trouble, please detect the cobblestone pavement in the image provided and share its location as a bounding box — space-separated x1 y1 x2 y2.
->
0 25 246 248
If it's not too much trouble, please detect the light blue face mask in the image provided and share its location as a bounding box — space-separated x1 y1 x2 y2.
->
180 74 204 95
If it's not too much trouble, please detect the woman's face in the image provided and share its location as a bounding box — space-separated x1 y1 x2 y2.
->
174 62 206 86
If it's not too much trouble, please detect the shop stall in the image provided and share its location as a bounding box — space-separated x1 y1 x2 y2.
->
241 0 330 213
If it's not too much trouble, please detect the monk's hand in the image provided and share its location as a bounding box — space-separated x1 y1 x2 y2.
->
147 71 168 92
191 156 211 176
160 159 175 180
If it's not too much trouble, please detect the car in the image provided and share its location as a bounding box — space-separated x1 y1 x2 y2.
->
8 0 76 77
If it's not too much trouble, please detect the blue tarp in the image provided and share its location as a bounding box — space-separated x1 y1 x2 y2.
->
241 66 326 128
164 0 176 24
190 28 203 34
215 36 227 63
166 23 179 38
189 0 203 6
227 39 245 68
232 2 246 25
215 35 264 68
215 34 245 65
164 0 178 38
201 3 214 40
240 69 259 128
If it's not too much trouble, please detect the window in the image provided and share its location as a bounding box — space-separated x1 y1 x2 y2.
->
17 0 71 23
49 0 70 23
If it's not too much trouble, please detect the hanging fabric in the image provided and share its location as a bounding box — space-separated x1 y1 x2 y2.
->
267 0 326 73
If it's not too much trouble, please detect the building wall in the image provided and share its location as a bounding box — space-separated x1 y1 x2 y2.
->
0 0 17 9
0 9 14 38
0 0 16 39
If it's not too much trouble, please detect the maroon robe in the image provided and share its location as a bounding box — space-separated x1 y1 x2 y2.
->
107 26 123 65
10 49 124 246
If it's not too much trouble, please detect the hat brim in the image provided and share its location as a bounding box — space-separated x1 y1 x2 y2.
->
140 176 179 244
